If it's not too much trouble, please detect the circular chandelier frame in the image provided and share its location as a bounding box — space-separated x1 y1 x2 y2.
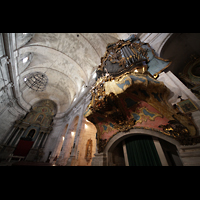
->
24 72 48 92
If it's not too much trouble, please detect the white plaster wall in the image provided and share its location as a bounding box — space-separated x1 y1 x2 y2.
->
139 33 173 56
158 71 200 135
75 119 97 166
0 34 27 144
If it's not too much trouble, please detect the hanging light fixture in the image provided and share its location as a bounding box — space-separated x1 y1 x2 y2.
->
24 72 48 92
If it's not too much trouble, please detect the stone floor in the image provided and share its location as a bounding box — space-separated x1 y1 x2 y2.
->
0 160 55 166
11 161 55 166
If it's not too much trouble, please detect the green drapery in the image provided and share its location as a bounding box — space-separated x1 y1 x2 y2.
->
125 135 162 166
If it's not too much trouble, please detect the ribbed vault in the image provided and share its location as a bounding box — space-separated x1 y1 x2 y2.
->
16 33 137 116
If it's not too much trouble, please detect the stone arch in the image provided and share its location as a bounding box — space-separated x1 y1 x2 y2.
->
103 128 181 166
55 123 69 159
62 115 80 161
156 33 173 56
69 115 80 133
160 33 200 76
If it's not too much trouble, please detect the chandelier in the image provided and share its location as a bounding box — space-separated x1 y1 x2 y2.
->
24 72 48 91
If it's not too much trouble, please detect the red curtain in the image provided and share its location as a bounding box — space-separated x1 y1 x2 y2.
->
13 139 34 157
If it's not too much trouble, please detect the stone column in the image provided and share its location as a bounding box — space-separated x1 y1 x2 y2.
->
14 128 25 146
32 131 41 148
41 132 48 148
50 133 64 165
3 125 16 144
41 133 48 148
178 143 200 166
66 103 85 166
122 140 129 166
152 136 168 166
9 128 21 146
55 121 72 165
39 133 46 148
91 153 106 166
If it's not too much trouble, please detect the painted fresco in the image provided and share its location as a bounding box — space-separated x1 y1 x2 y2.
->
98 100 169 141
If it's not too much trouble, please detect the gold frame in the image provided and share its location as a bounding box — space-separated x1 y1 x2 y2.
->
85 139 92 162
177 98 198 113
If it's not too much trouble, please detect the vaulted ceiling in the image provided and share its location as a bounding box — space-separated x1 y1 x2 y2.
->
16 33 136 116
161 33 200 75
14 33 200 118
2 32 200 127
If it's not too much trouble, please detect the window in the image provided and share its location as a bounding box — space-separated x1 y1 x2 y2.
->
23 56 28 63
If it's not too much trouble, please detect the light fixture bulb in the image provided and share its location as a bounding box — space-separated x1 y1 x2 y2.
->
23 57 28 63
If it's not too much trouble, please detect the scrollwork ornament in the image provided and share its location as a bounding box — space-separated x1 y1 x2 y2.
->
159 118 200 145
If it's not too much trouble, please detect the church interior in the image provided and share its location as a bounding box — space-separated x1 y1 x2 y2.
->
0 33 200 166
